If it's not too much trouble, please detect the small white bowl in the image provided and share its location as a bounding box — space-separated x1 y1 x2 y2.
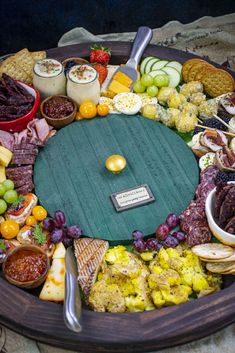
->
205 181 235 247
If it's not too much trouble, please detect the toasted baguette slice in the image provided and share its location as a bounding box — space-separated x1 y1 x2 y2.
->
5 193 38 226
74 238 109 299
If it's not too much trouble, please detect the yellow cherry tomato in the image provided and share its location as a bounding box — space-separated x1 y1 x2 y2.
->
75 111 84 121
26 215 37 226
97 104 109 117
79 102 97 119
1 220 19 239
32 206 47 221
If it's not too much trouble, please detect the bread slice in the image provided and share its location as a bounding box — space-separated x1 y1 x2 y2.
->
74 238 109 299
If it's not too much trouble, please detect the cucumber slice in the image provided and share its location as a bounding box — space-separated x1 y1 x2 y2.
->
151 60 168 71
140 56 155 75
148 69 166 78
162 67 181 88
145 58 160 74
166 61 182 74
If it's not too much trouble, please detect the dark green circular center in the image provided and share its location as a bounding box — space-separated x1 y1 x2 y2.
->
34 114 199 244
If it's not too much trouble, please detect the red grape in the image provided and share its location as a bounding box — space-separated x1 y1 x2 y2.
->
155 223 169 241
133 239 146 253
67 225 83 239
50 228 64 244
132 230 144 241
54 210 66 228
43 217 56 232
172 231 185 242
146 238 159 251
63 236 73 247
165 213 179 230
164 235 179 248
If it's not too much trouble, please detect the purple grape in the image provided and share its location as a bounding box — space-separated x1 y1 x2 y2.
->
165 213 179 230
63 236 73 248
172 231 186 242
132 230 144 241
54 210 66 228
67 225 83 239
43 217 56 232
133 239 146 253
50 228 64 244
164 235 179 248
155 223 169 241
146 238 159 251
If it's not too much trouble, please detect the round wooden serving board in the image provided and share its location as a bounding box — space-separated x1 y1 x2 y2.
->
0 42 235 353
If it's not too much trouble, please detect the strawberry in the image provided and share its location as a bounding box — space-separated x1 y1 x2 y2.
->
90 44 111 66
92 63 108 85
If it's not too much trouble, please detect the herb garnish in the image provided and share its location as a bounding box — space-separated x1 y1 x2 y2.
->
11 195 24 211
0 239 6 252
32 224 46 245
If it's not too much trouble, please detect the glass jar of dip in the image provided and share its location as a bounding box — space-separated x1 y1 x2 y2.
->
67 64 100 106
33 58 66 100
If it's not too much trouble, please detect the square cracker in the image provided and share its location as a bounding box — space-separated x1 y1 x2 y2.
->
14 48 34 79
31 50 46 62
0 56 31 83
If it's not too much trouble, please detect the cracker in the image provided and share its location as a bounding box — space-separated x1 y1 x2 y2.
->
201 68 235 97
31 50 46 62
200 251 235 263
182 58 206 83
191 243 233 260
194 63 214 81
0 56 31 83
187 62 213 82
206 261 235 273
13 48 34 80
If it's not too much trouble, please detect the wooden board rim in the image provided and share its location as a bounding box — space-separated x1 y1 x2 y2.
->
0 41 235 352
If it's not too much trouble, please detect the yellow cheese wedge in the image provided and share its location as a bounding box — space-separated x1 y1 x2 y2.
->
0 165 6 182
53 241 66 259
108 80 130 94
0 146 13 167
39 258 65 302
113 71 133 88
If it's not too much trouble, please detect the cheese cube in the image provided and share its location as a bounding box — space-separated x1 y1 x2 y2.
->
0 146 13 167
113 72 133 88
0 165 6 182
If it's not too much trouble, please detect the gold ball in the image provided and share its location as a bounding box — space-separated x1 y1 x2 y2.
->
105 155 127 174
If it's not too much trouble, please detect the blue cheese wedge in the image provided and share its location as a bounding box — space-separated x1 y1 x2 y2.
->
113 92 142 115
199 152 215 170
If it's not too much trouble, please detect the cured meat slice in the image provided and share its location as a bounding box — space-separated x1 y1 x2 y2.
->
214 184 233 219
6 165 33 177
74 238 109 299
225 216 235 234
11 154 36 165
186 224 212 247
219 186 235 227
200 165 219 184
15 180 34 194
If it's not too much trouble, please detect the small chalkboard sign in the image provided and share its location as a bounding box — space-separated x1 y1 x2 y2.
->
110 184 155 212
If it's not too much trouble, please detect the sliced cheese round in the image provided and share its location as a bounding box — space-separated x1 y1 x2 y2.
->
113 92 142 115
199 152 215 170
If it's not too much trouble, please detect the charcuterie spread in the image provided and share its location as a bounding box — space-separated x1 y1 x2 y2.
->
0 40 235 319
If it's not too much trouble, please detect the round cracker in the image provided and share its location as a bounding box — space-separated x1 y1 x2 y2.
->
206 261 235 273
187 62 211 82
191 243 233 260
201 68 235 97
199 251 235 263
182 58 206 83
194 63 214 81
